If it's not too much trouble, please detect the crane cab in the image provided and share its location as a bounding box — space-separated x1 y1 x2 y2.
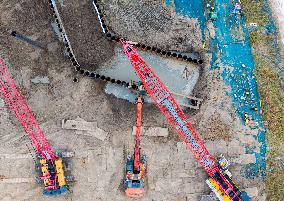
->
124 155 146 198
36 153 69 197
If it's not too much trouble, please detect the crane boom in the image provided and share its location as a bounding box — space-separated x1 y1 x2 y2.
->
0 58 54 160
121 40 250 201
121 42 216 172
134 96 142 171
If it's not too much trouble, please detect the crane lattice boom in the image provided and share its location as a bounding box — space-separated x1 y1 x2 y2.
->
0 58 54 160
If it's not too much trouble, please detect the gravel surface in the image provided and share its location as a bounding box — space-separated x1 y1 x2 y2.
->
101 0 203 53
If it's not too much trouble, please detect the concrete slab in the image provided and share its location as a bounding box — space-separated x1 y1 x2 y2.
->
62 117 98 131
30 76 50 84
62 117 108 141
132 126 169 137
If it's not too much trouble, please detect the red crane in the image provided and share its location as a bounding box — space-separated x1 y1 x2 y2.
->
121 40 250 201
0 57 68 196
124 94 146 198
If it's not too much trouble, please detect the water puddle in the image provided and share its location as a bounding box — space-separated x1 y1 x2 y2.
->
99 47 200 104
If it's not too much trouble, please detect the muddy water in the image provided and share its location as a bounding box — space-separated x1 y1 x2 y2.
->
98 47 200 103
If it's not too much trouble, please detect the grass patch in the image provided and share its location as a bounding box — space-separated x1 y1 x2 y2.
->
242 0 284 200
241 0 270 26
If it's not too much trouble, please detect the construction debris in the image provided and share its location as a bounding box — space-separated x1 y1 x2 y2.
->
30 76 50 84
62 117 108 141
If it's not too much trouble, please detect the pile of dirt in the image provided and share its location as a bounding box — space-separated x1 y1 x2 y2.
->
101 0 203 53
57 0 115 71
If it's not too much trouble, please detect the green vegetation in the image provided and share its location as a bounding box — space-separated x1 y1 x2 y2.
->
241 0 284 200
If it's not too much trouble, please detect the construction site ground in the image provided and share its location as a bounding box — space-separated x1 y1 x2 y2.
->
0 0 275 200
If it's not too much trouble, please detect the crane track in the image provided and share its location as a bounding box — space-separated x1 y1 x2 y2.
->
48 0 203 105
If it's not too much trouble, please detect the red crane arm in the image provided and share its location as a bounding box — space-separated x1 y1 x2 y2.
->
134 96 142 171
0 58 54 160
121 42 216 172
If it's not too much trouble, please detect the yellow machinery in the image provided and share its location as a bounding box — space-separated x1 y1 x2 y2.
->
37 153 69 196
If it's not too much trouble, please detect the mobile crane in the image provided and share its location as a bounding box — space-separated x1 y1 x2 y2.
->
124 84 147 198
120 40 250 201
0 57 68 196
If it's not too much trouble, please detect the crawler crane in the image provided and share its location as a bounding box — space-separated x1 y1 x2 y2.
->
0 58 68 196
125 85 147 198
121 40 250 201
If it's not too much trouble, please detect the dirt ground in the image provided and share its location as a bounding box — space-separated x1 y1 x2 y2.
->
101 0 203 53
0 0 264 200
57 0 115 71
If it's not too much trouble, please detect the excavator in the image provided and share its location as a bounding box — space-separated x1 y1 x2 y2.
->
120 40 250 201
0 57 69 196
124 83 147 198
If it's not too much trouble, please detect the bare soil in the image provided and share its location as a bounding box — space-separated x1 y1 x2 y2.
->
57 0 115 71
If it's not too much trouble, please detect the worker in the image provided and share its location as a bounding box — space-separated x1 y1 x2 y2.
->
182 67 190 79
202 41 206 49
250 107 258 111
137 81 146 98
210 7 217 20
244 112 249 125
129 80 135 89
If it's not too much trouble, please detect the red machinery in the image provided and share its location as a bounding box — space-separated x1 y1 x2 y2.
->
124 94 146 198
0 57 68 196
121 40 250 201
134 96 143 172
